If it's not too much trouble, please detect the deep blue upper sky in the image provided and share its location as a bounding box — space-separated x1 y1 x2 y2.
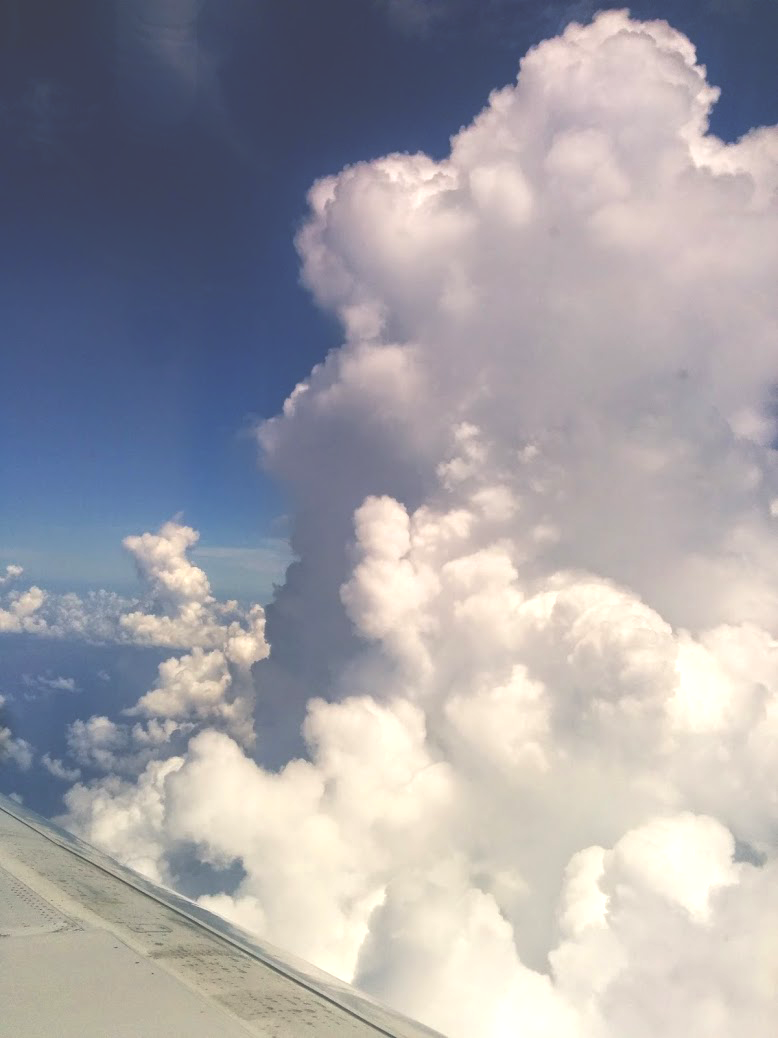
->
1 0 776 597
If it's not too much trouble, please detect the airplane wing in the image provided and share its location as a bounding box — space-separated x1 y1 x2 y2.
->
0 793 443 1038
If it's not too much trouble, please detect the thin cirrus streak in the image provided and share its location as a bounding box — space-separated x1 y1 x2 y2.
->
114 0 205 126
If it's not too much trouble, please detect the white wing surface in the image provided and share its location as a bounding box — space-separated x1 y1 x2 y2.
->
0 793 443 1038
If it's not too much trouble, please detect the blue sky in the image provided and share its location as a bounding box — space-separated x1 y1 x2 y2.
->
1 0 777 599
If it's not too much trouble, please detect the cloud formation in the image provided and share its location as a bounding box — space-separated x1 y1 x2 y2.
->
14 10 778 1036
1 521 269 801
22 673 78 700
56 522 270 770
0 520 270 655
0 581 129 641
0 585 48 635
0 563 23 586
40 753 82 783
0 694 33 771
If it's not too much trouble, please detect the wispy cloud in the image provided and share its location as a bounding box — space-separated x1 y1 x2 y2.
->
113 0 259 163
40 753 81 783
21 673 79 701
374 0 448 33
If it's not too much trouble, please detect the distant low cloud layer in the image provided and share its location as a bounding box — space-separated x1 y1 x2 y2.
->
5 11 778 1035
1 520 268 775
0 521 268 656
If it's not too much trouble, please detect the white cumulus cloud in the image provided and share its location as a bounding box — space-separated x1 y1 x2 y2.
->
0 586 47 634
0 693 34 771
0 563 23 587
33 10 778 1037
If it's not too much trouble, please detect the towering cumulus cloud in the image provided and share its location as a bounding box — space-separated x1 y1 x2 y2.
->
58 12 777 1036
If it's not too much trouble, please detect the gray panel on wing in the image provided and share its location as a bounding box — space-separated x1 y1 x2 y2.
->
0 929 255 1038
0 795 445 1037
0 864 77 937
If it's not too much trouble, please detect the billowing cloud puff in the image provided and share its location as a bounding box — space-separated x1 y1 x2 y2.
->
121 521 271 660
41 11 778 1037
128 646 255 743
67 715 130 772
63 755 185 883
0 563 23 587
549 814 777 1037
110 524 269 745
45 523 270 774
1 521 270 804
0 694 34 771
125 521 211 604
0 585 47 634
40 753 82 783
0 729 33 770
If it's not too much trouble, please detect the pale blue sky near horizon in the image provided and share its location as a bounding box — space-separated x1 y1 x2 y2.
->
1 0 776 602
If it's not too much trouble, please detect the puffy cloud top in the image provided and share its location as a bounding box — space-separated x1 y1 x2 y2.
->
124 522 211 605
0 564 23 587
